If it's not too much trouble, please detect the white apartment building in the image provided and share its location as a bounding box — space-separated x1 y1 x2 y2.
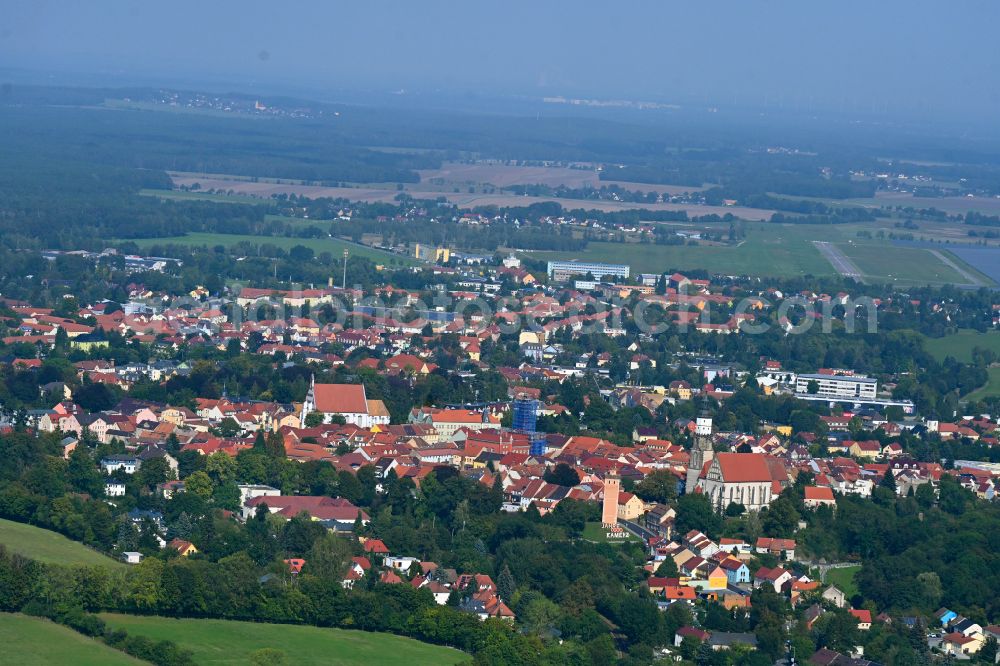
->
547 260 630 282
795 373 877 400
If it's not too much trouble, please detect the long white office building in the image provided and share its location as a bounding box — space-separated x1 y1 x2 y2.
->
795 373 877 400
547 260 630 281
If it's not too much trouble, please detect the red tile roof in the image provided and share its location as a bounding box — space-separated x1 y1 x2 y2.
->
714 453 784 483
850 609 872 624
804 486 835 501
313 383 368 414
363 538 390 554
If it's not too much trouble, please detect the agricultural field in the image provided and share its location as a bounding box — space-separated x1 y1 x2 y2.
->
774 191 1000 217
125 232 417 266
966 366 1000 401
872 191 1000 216
100 613 467 666
0 518 123 568
922 329 1000 363
169 172 775 220
169 175 406 205
0 614 141 666
601 180 709 195
418 161 600 188
143 178 994 286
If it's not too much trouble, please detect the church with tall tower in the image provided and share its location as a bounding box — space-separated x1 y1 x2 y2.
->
683 411 788 512
685 415 715 495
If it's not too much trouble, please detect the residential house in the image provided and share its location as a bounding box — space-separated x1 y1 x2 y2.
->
941 632 984 657
168 538 198 557
674 626 710 647
101 455 139 475
803 486 837 509
850 609 872 630
719 558 751 585
707 632 758 651
755 537 796 560
617 491 646 521
643 504 676 539
754 566 793 593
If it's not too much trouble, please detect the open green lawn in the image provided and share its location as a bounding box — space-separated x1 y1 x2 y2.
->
0 614 141 665
825 565 861 600
528 225 841 278
527 222 989 285
581 521 640 544
0 518 123 568
836 243 967 285
966 366 1000 401
922 329 1000 363
100 614 467 666
124 232 417 266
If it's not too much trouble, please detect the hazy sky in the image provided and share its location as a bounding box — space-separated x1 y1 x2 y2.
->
4 1 998 124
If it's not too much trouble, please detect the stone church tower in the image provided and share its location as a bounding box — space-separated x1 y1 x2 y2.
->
685 415 714 495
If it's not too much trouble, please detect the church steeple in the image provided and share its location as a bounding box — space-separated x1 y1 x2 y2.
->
685 401 715 495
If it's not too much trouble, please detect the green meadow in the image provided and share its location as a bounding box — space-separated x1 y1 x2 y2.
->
100 614 467 666
0 615 140 665
0 519 123 568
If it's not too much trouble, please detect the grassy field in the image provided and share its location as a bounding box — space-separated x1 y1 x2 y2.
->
966 366 1000 401
581 522 640 544
922 330 1000 363
0 518 123 568
100 614 466 666
0 614 141 665
527 222 988 284
836 242 967 286
125 232 417 266
825 565 861 600
528 224 843 277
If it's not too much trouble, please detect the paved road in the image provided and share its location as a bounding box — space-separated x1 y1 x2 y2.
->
619 518 656 542
928 249 984 287
813 241 864 281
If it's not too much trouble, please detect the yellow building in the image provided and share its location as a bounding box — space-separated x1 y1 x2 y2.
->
616 492 646 521
414 244 450 263
848 440 881 459
707 565 729 590
670 381 692 401
70 335 110 352
160 407 188 427
168 538 198 557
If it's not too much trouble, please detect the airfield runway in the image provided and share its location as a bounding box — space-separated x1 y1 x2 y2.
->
813 241 864 281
